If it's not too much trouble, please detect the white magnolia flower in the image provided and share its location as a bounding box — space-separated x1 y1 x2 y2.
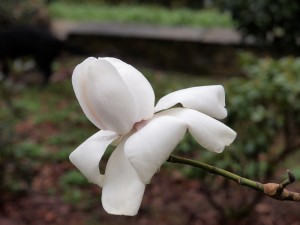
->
69 57 237 216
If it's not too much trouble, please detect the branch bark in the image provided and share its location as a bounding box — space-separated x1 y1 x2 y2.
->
167 154 300 202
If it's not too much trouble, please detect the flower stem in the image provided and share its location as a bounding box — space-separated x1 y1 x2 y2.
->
167 154 300 201
167 154 263 191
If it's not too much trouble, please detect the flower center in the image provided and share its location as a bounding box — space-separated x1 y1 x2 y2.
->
133 120 147 131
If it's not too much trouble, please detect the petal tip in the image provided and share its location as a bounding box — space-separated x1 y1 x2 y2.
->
102 203 138 216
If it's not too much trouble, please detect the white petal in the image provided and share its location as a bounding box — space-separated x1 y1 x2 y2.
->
124 116 187 184
103 57 155 121
69 130 119 187
102 138 145 216
72 57 106 128
156 108 236 153
72 57 137 135
155 85 227 119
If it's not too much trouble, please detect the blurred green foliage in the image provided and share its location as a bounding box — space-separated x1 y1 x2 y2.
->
182 53 300 220
182 53 300 176
49 2 233 28
0 67 90 196
0 86 41 195
60 170 88 187
0 0 51 28
52 0 205 8
227 53 300 158
215 0 300 52
60 170 94 208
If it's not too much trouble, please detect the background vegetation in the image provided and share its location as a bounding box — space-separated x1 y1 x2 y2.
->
49 2 234 28
215 0 300 53
1 0 300 224
1 54 300 224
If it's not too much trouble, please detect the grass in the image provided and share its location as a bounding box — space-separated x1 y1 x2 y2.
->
49 2 234 28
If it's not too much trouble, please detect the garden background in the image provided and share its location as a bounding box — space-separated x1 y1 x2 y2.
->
1 0 300 224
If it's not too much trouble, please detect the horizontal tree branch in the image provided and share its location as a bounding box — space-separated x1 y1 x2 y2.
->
167 154 300 202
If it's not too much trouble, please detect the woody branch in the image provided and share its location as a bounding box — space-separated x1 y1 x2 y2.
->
167 154 300 202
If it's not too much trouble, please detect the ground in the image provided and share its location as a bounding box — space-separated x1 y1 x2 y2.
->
1 167 300 225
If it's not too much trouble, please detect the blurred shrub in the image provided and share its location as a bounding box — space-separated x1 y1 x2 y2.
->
214 0 300 53
50 2 233 28
60 170 88 187
227 53 300 163
0 0 51 28
59 171 95 208
51 0 205 8
186 53 300 178
182 53 300 221
0 124 37 195
0 85 40 197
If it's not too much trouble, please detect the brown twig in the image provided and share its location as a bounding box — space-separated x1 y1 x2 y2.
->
263 170 300 201
167 155 300 202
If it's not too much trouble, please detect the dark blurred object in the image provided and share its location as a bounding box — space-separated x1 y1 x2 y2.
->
215 0 300 53
0 5 16 28
0 26 87 85
0 0 51 29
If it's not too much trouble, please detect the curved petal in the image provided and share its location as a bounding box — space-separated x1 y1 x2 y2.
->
156 108 236 153
103 57 155 121
124 116 187 184
102 138 145 216
72 57 106 128
72 57 138 135
155 85 227 119
69 130 120 187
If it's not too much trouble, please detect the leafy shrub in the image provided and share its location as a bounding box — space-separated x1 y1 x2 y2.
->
53 0 205 8
0 113 37 195
50 2 233 28
60 170 88 187
182 53 300 221
0 0 51 28
215 0 300 52
227 53 300 161
0 84 45 196
59 171 93 207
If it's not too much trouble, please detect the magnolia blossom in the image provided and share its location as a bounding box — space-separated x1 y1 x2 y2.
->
69 57 236 216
